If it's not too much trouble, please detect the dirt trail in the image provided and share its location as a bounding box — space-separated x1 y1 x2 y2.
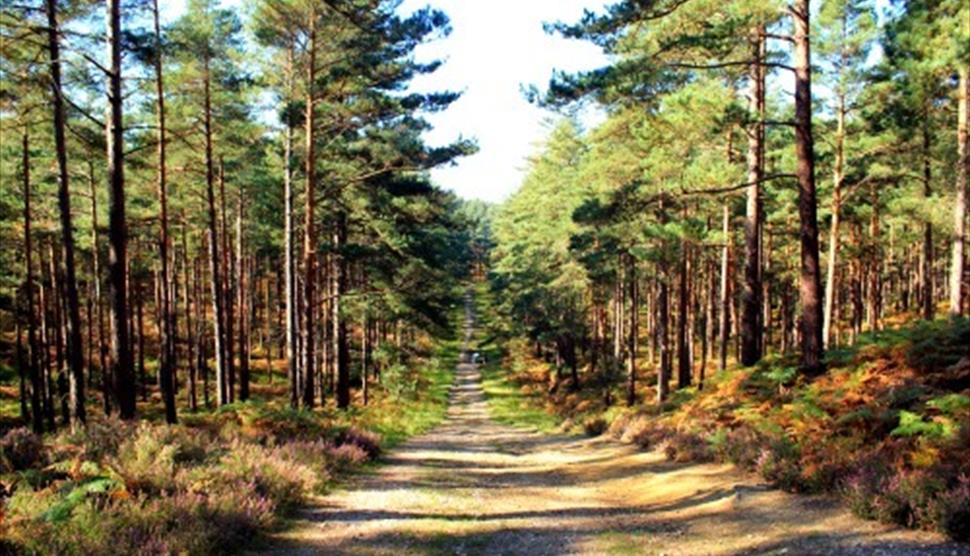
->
261 300 964 556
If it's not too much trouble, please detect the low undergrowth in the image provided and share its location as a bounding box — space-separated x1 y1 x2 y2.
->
490 317 970 542
0 336 456 555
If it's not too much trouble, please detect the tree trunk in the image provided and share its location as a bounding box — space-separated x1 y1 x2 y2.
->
335 214 351 409
950 68 968 316
219 160 235 403
718 203 731 371
301 16 317 409
88 163 110 414
203 53 228 406
921 107 934 320
104 0 135 418
22 129 43 434
741 26 765 366
823 94 845 348
677 240 691 388
45 0 85 428
792 0 825 374
237 186 250 401
626 254 638 406
151 0 176 423
182 225 197 411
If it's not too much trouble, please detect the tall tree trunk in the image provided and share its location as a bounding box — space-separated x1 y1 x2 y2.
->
718 204 731 371
136 282 146 402
741 26 765 366
301 16 317 409
152 0 176 423
203 53 228 406
950 68 968 316
921 107 934 320
22 129 43 434
104 0 135 418
335 214 351 409
823 94 845 348
361 312 369 405
282 48 299 407
88 163 110 413
626 254 638 406
182 225 197 411
237 187 250 401
219 160 235 402
677 241 691 388
792 0 825 374
45 0 85 428
38 249 53 429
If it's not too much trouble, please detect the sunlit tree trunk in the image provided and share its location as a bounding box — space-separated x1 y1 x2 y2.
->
950 69 968 316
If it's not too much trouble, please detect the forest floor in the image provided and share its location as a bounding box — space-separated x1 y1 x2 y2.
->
259 301 964 556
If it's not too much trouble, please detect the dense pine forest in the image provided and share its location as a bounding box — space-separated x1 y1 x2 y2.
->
0 0 968 554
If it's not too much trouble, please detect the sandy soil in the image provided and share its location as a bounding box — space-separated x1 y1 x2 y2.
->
259 304 967 556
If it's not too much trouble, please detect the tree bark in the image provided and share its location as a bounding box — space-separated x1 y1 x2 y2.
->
301 14 318 409
335 214 351 409
921 106 934 320
88 163 110 414
219 160 235 402
152 0 176 423
46 0 85 428
237 186 250 401
626 253 638 406
203 52 228 406
741 26 765 366
677 240 691 388
823 93 845 348
22 129 43 433
718 203 731 371
182 225 197 411
950 68 968 316
792 0 825 374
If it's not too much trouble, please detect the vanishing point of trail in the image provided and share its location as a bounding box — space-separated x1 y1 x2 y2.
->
261 297 961 556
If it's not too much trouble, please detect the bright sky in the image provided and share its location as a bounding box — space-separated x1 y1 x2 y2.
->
397 0 612 203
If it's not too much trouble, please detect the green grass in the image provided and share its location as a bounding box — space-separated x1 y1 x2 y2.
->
470 281 564 434
354 336 458 449
480 363 562 433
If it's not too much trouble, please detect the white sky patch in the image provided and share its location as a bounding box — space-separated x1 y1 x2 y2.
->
398 0 611 203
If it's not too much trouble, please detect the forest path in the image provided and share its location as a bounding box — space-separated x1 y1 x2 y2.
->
260 297 961 556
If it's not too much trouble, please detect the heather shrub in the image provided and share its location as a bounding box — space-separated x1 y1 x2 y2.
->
926 474 970 541
755 439 802 491
58 416 131 462
0 427 46 472
662 431 713 463
871 469 944 528
275 440 334 490
336 426 382 459
325 442 370 473
112 424 181 494
709 426 763 468
842 464 889 520
213 441 318 511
